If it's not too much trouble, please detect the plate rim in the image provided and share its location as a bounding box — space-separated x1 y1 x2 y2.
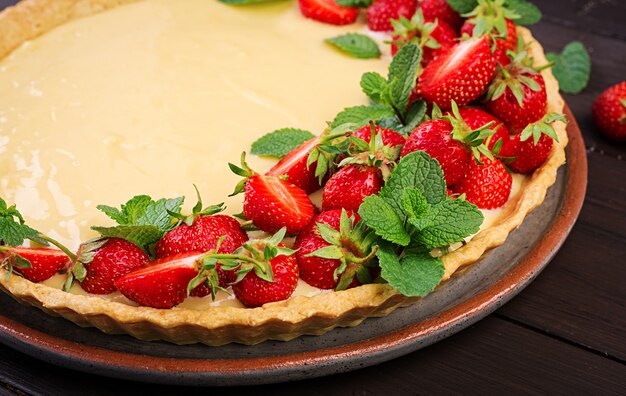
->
0 105 587 385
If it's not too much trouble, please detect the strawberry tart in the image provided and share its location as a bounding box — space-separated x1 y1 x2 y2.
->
0 0 568 345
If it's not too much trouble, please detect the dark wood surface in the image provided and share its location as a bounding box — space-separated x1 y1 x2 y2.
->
0 0 624 394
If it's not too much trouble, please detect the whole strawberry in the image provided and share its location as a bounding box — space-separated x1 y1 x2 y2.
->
452 156 512 209
266 137 323 194
298 0 358 26
461 0 519 66
115 252 202 309
294 209 377 290
446 107 511 150
418 0 463 31
498 113 565 174
2 247 70 283
592 81 626 142
230 152 314 235
352 124 405 148
401 102 497 186
417 36 496 110
390 9 457 65
367 0 418 32
80 238 149 295
322 165 383 212
485 47 548 133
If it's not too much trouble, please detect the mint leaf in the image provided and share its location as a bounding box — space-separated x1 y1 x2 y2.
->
377 242 444 297
388 44 421 114
330 105 396 129
397 100 427 135
91 225 164 253
446 0 477 14
0 198 44 247
326 33 381 59
505 0 542 25
546 41 590 95
250 128 314 158
336 0 373 7
413 198 483 249
401 188 429 220
360 72 389 104
138 197 185 231
358 195 410 246
379 151 447 221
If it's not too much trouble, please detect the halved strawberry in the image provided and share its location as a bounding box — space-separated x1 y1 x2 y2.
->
230 153 314 235
1 247 70 283
115 252 202 309
266 137 322 194
451 156 512 209
298 0 358 26
417 36 496 110
367 0 418 32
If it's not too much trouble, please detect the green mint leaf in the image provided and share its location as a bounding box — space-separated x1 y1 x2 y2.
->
360 72 389 105
377 242 444 297
379 151 447 222
546 41 590 95
326 33 381 60
97 195 151 225
250 128 315 158
91 225 164 254
401 188 429 220
358 195 411 246
138 197 185 231
336 0 373 7
388 44 422 115
446 0 477 14
0 198 44 247
413 198 484 250
330 105 396 129
504 0 542 25
397 100 427 135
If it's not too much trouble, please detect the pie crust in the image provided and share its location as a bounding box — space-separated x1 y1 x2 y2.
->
0 0 567 345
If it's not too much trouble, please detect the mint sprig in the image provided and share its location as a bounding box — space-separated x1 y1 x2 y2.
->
0 197 47 247
336 0 373 7
546 41 591 95
250 128 314 158
93 195 184 254
325 33 381 59
330 105 396 129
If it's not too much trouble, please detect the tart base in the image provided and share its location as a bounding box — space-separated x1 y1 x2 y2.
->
0 0 568 346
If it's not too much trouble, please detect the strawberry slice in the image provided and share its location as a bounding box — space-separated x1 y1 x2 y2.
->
417 37 496 110
266 137 322 194
231 153 315 235
2 247 70 283
115 252 201 309
298 0 358 26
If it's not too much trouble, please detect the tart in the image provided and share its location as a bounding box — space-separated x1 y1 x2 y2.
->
0 0 567 345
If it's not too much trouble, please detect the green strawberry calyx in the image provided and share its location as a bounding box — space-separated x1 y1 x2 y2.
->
463 0 520 40
388 10 441 54
306 209 379 291
167 185 225 227
445 101 498 163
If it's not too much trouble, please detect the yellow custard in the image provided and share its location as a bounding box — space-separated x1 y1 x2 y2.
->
0 0 389 250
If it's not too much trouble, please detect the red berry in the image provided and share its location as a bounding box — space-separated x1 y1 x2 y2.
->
352 125 405 148
80 238 149 295
115 252 201 309
417 37 496 110
448 107 511 150
418 0 463 31
452 156 512 210
391 17 457 66
298 0 358 26
266 137 323 194
499 133 554 174
367 0 418 32
5 247 70 283
322 165 383 212
401 119 470 186
232 245 299 308
462 18 518 66
592 81 626 142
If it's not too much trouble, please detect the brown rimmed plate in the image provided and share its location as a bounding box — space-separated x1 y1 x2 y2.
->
0 106 586 386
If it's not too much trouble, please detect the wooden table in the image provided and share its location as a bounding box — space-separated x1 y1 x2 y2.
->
0 0 624 394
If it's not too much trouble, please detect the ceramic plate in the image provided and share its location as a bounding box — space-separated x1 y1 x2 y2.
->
0 106 587 386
